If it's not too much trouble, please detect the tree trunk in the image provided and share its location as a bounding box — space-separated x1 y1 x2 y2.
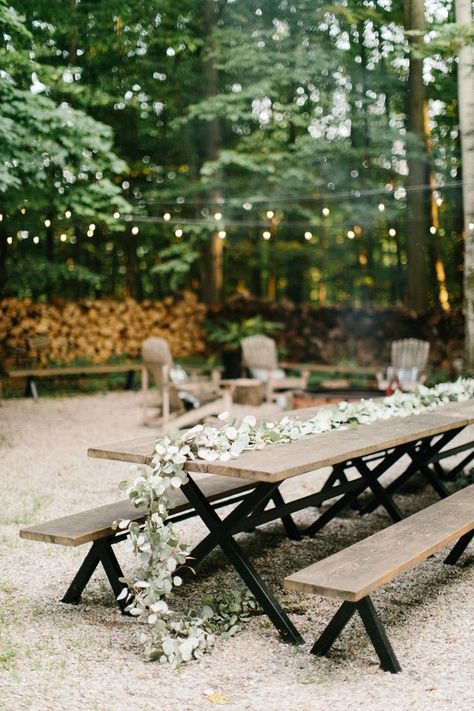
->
456 0 474 368
404 0 429 312
200 0 223 305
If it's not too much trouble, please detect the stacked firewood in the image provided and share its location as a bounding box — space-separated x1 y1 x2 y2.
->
0 292 207 367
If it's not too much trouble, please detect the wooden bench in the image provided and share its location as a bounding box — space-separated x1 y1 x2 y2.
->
7 363 142 399
20 474 297 611
284 485 474 672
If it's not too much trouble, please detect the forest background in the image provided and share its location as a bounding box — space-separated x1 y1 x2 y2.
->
0 1 473 331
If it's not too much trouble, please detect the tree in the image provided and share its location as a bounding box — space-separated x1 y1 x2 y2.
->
456 0 474 367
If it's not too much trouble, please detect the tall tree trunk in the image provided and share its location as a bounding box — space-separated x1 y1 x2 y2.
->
200 0 223 305
423 103 450 311
456 0 474 368
404 0 429 312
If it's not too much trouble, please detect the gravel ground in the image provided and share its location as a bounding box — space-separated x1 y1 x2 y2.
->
0 391 473 711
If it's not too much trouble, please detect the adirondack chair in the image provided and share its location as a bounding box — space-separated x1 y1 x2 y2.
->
241 335 309 402
376 338 430 392
141 337 230 429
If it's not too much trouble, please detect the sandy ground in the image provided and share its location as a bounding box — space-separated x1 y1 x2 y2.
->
0 391 473 711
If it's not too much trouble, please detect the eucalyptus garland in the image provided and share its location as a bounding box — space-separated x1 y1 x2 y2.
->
119 378 474 665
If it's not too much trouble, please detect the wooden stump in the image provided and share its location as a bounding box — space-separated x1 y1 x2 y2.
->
225 378 265 406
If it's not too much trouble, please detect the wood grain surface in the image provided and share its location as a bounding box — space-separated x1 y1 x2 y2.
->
284 485 474 601
88 399 474 483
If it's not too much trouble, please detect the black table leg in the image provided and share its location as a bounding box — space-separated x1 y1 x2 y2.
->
181 475 304 645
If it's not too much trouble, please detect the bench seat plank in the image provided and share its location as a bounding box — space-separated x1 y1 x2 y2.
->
8 363 141 378
284 484 474 602
19 474 254 547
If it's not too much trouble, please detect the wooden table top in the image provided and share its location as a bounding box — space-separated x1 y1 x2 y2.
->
87 400 474 483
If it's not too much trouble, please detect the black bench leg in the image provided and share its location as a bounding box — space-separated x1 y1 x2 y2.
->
61 540 129 613
97 542 129 613
311 600 357 656
271 489 302 541
312 597 401 674
61 542 102 604
25 377 38 400
125 369 135 390
356 597 401 673
444 530 474 565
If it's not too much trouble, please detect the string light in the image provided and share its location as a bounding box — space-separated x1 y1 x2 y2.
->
469 222 474 230
389 228 397 237
65 210 71 218
87 229 94 237
347 230 355 239
163 212 171 221
60 233 67 242
378 203 385 212
7 237 12 244
304 231 312 241
20 207 26 214
266 210 275 219
33 236 39 244
430 226 437 234
89 223 96 231
262 230 271 240
322 207 330 216
131 226 139 235
175 228 183 237
243 202 252 210
218 230 227 239
44 219 51 227
113 211 120 219
0 213 3 221
436 196 443 206
214 212 222 220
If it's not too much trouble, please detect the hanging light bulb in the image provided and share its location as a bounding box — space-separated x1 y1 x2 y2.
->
65 210 72 218
0 213 3 221
7 237 13 244
322 207 330 216
347 230 355 239
60 233 67 242
131 226 139 235
262 230 271 240
304 231 312 241
163 212 171 221
389 228 396 237
89 223 96 231
175 228 183 237
20 207 27 214
218 230 227 239
113 211 120 219
44 219 51 227
266 210 275 219
378 203 385 212
430 226 436 234
33 236 39 244
214 212 222 220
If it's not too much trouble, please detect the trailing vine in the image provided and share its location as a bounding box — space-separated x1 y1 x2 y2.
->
119 379 474 665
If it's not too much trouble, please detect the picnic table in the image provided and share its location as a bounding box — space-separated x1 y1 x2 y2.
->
87 399 474 645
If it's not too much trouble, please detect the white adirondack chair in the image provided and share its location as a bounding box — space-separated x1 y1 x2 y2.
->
377 338 430 392
141 337 230 429
241 335 309 402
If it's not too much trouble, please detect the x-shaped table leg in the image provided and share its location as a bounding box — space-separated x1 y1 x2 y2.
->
181 475 304 645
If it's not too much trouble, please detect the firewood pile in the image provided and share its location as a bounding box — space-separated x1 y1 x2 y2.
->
207 296 465 371
0 291 207 367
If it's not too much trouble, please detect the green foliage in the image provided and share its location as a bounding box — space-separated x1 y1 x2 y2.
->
0 0 470 305
3 256 103 300
204 316 283 351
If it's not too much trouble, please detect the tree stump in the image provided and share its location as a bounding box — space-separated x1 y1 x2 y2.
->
228 378 265 406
